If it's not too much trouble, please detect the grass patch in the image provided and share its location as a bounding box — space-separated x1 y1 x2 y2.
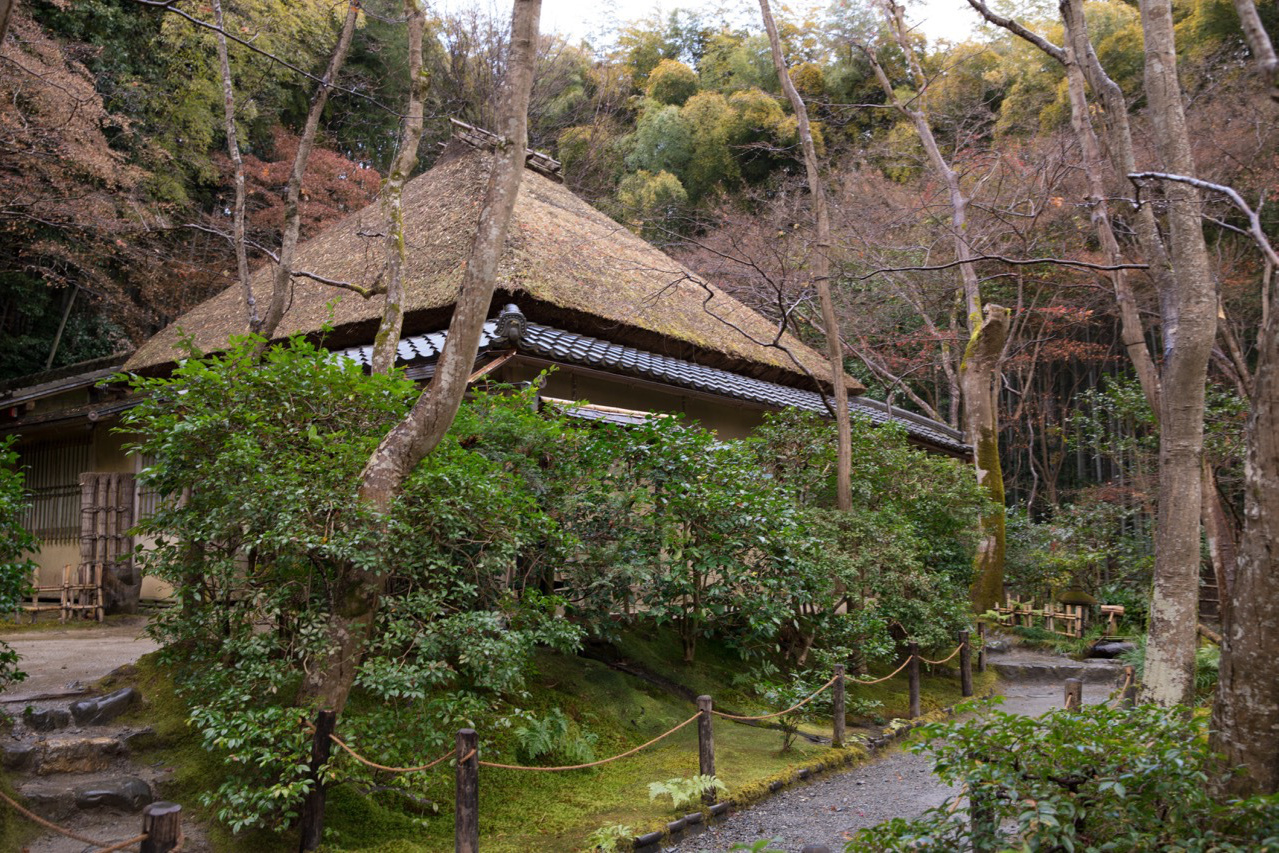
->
106 630 992 853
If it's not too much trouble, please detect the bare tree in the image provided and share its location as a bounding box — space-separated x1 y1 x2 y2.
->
757 0 853 512
296 0 544 716
867 0 1010 613
211 0 254 329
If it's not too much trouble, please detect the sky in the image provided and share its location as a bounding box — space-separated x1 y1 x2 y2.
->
440 0 981 47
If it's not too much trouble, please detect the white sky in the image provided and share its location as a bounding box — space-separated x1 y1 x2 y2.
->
440 0 979 47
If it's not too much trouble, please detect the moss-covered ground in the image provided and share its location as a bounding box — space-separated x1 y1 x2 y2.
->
112 629 994 853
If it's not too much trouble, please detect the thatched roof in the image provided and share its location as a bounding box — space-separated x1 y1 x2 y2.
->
126 142 862 393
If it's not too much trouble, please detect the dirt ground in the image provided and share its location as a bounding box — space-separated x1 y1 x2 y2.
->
0 618 157 705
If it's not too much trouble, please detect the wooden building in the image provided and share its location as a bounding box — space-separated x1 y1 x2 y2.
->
2 136 967 608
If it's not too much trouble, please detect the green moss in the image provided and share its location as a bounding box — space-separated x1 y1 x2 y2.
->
107 633 993 853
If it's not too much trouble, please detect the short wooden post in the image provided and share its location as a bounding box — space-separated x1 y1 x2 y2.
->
697 695 716 804
1064 678 1082 711
832 665 846 748
800 846 832 853
908 643 921 719
456 728 479 853
976 622 987 673
140 802 182 853
1122 666 1137 708
298 709 336 852
959 631 973 698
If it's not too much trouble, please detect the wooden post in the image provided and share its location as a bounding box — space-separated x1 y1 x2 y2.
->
1122 666 1137 707
959 631 973 698
140 802 182 853
976 622 987 673
832 665 846 748
1064 678 1083 710
908 643 921 719
697 695 716 804
455 728 479 853
298 710 336 852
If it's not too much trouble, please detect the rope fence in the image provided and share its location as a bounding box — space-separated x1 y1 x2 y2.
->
0 786 182 852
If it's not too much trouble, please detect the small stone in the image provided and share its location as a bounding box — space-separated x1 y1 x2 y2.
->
23 708 71 732
70 688 140 726
1 742 34 770
75 777 152 812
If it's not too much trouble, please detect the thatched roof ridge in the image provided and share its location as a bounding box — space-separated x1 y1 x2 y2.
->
126 143 861 393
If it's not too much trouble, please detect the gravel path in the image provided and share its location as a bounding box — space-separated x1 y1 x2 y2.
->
0 617 156 705
668 676 1112 853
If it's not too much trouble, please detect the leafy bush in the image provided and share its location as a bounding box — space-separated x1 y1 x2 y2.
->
0 435 33 687
848 702 1279 851
648 775 727 811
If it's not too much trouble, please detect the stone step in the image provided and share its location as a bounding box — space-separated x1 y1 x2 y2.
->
991 659 1125 684
16 774 153 821
20 688 140 733
1 731 142 775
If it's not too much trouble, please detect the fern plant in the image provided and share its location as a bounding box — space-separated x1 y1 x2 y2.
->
647 775 727 811
514 708 598 766
585 823 635 852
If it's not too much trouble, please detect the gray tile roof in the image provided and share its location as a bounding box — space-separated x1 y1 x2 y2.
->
334 312 969 456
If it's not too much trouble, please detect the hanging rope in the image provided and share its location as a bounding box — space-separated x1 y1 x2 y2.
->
849 654 916 685
329 734 457 773
710 674 840 721
917 643 965 666
0 787 146 851
477 713 701 771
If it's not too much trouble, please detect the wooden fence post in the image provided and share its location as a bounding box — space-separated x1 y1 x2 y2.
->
976 622 987 673
832 665 846 748
298 709 335 853
456 728 479 853
908 643 921 719
697 695 716 804
959 631 973 698
1064 678 1082 710
1122 666 1137 707
140 802 182 853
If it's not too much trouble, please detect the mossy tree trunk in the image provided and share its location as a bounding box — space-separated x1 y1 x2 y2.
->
871 0 1012 612
295 0 543 715
370 0 430 375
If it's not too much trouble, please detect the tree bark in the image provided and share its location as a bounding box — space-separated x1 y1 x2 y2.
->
1211 297 1279 799
369 1 430 375
962 304 1011 612
296 0 542 715
757 0 852 512
211 0 256 331
1136 0 1217 708
257 3 361 341
1231 0 1279 100
0 0 15 49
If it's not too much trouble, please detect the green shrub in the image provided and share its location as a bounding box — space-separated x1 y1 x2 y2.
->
848 701 1279 851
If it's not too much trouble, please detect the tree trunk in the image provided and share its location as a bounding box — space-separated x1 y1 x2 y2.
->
757 0 852 512
370 1 430 374
0 0 15 51
961 305 1011 612
211 0 256 331
872 0 1009 610
1136 0 1217 708
1211 299 1279 795
257 3 361 341
295 0 543 715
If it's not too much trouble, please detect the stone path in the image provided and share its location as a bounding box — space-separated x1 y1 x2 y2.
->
666 655 1121 853
0 619 209 852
